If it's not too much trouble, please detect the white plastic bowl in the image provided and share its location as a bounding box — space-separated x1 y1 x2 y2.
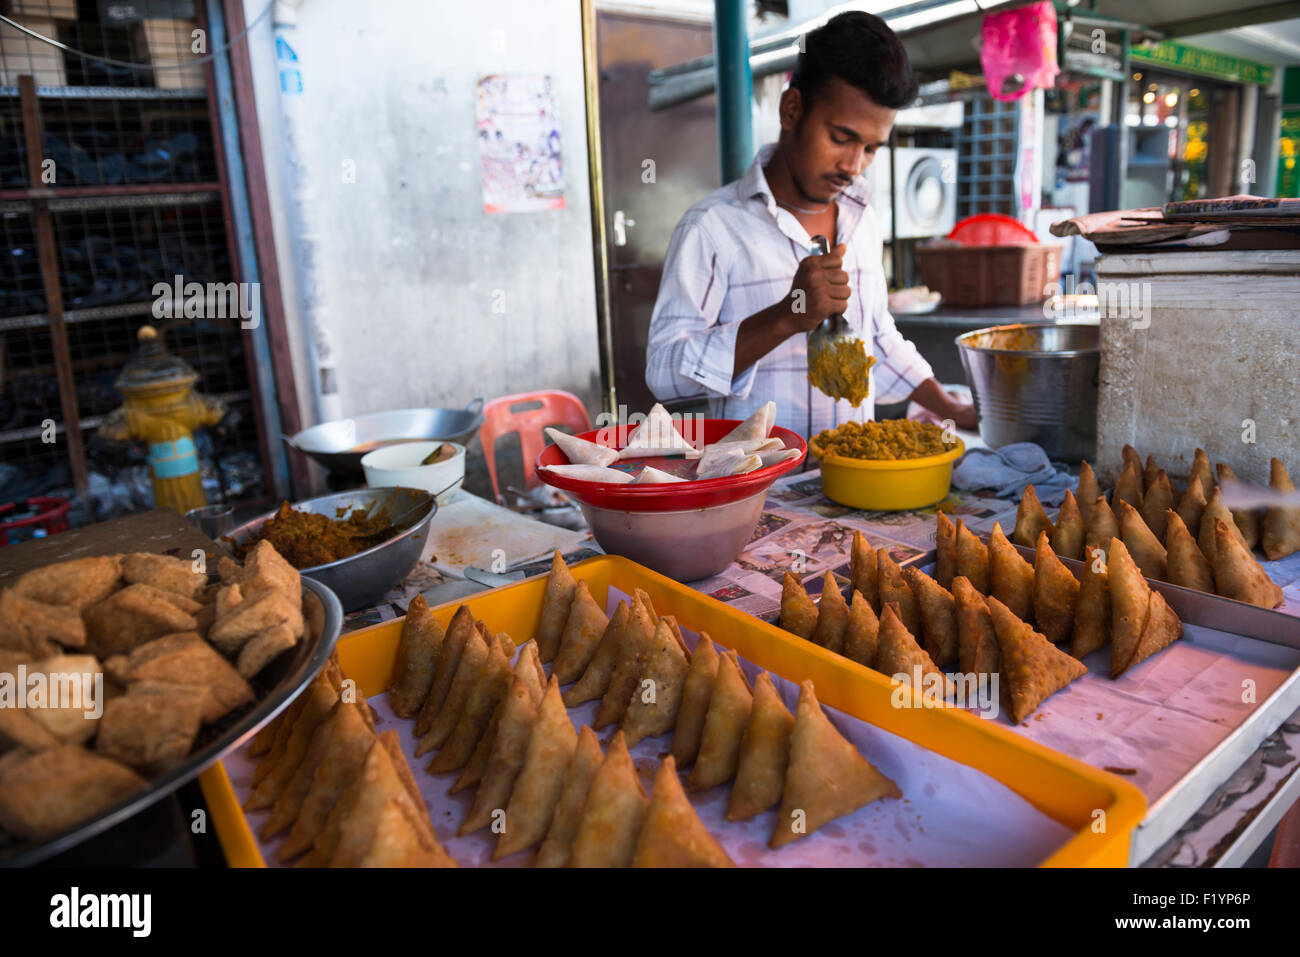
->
361 441 465 504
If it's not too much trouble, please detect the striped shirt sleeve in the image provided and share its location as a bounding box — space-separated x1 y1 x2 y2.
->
645 219 759 402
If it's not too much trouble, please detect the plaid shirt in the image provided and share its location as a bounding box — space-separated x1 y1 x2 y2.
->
645 143 934 440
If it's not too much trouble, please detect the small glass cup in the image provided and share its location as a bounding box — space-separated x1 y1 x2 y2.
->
186 504 234 540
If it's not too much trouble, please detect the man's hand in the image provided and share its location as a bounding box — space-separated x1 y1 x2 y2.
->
909 378 978 430
786 243 851 332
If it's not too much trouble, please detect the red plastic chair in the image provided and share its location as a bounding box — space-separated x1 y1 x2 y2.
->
948 213 1039 246
478 390 592 504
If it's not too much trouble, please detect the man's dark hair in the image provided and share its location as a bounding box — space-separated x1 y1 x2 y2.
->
791 11 918 111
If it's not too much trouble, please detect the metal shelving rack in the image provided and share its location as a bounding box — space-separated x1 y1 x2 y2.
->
0 3 266 515
952 94 1020 219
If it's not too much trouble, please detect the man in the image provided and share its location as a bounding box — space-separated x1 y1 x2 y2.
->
645 11 976 440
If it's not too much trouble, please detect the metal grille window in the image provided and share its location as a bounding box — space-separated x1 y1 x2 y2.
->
953 95 1020 219
0 1 267 533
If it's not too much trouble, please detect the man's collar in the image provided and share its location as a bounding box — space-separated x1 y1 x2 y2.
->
741 142 872 212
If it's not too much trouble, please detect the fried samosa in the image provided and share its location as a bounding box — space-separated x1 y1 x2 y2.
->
1033 531 1079 646
1070 547 1112 660
903 565 957 668
952 576 1000 677
494 677 578 859
780 572 818 640
810 572 849 653
1262 458 1300 561
988 521 1034 623
1213 519 1284 609
1050 489 1086 561
1164 510 1214 594
568 731 650 868
621 618 691 747
687 650 752 791
386 594 444 718
671 634 720 768
552 580 610 685
1013 485 1054 548
876 548 920 638
727 671 795 821
770 680 900 849
535 550 578 662
986 596 1087 723
842 590 880 669
535 726 604 868
635 756 735 867
1119 499 1168 580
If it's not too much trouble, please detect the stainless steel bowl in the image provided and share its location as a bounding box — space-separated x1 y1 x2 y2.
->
225 487 437 612
2 577 342 867
956 322 1099 461
284 401 485 476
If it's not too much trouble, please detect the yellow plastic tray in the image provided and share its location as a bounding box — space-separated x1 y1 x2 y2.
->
202 553 1144 867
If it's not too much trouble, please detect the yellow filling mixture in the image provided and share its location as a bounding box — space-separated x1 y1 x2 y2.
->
807 340 875 407
811 419 951 460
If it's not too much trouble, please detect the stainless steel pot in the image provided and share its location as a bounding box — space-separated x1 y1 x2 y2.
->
225 487 437 612
283 401 484 476
956 322 1099 462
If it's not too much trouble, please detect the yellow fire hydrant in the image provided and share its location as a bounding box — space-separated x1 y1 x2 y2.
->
100 326 227 515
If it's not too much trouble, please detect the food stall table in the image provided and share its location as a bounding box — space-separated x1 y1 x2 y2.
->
349 475 1300 869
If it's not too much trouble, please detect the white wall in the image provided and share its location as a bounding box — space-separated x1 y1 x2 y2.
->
243 0 602 436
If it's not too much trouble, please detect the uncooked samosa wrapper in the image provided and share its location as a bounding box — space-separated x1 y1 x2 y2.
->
618 403 699 458
544 426 619 468
717 401 776 445
539 463 634 483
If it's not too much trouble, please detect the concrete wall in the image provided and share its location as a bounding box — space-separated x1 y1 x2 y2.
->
243 0 602 449
1095 249 1300 488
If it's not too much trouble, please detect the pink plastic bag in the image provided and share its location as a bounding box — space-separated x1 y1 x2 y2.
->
980 1 1059 101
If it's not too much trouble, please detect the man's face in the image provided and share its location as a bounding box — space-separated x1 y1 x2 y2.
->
781 75 896 203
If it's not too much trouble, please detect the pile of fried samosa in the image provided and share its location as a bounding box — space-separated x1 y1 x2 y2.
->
0 543 306 842
782 522 1185 722
383 551 900 864
246 655 453 866
1011 446 1289 608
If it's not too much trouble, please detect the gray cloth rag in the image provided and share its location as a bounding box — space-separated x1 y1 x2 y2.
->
951 443 1077 505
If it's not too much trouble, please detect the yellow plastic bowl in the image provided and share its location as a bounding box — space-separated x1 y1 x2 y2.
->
811 437 965 511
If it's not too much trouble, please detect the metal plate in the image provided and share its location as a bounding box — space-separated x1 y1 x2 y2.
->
0 578 342 867
283 403 484 476
1008 543 1300 864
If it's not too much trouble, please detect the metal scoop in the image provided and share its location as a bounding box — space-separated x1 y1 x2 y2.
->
805 234 867 401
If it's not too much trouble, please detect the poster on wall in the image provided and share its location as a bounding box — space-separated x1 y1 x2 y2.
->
476 74 566 214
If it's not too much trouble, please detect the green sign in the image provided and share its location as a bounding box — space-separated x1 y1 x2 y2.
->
1130 40 1275 86
1279 110 1300 198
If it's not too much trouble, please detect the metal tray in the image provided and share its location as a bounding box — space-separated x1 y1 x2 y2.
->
1006 542 1300 865
0 578 343 867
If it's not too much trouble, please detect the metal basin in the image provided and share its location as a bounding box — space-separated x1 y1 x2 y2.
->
225 487 437 612
1 577 342 866
956 322 1099 461
284 401 484 476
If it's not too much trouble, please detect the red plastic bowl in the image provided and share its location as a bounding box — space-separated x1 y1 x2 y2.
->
535 419 807 581
534 420 807 511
